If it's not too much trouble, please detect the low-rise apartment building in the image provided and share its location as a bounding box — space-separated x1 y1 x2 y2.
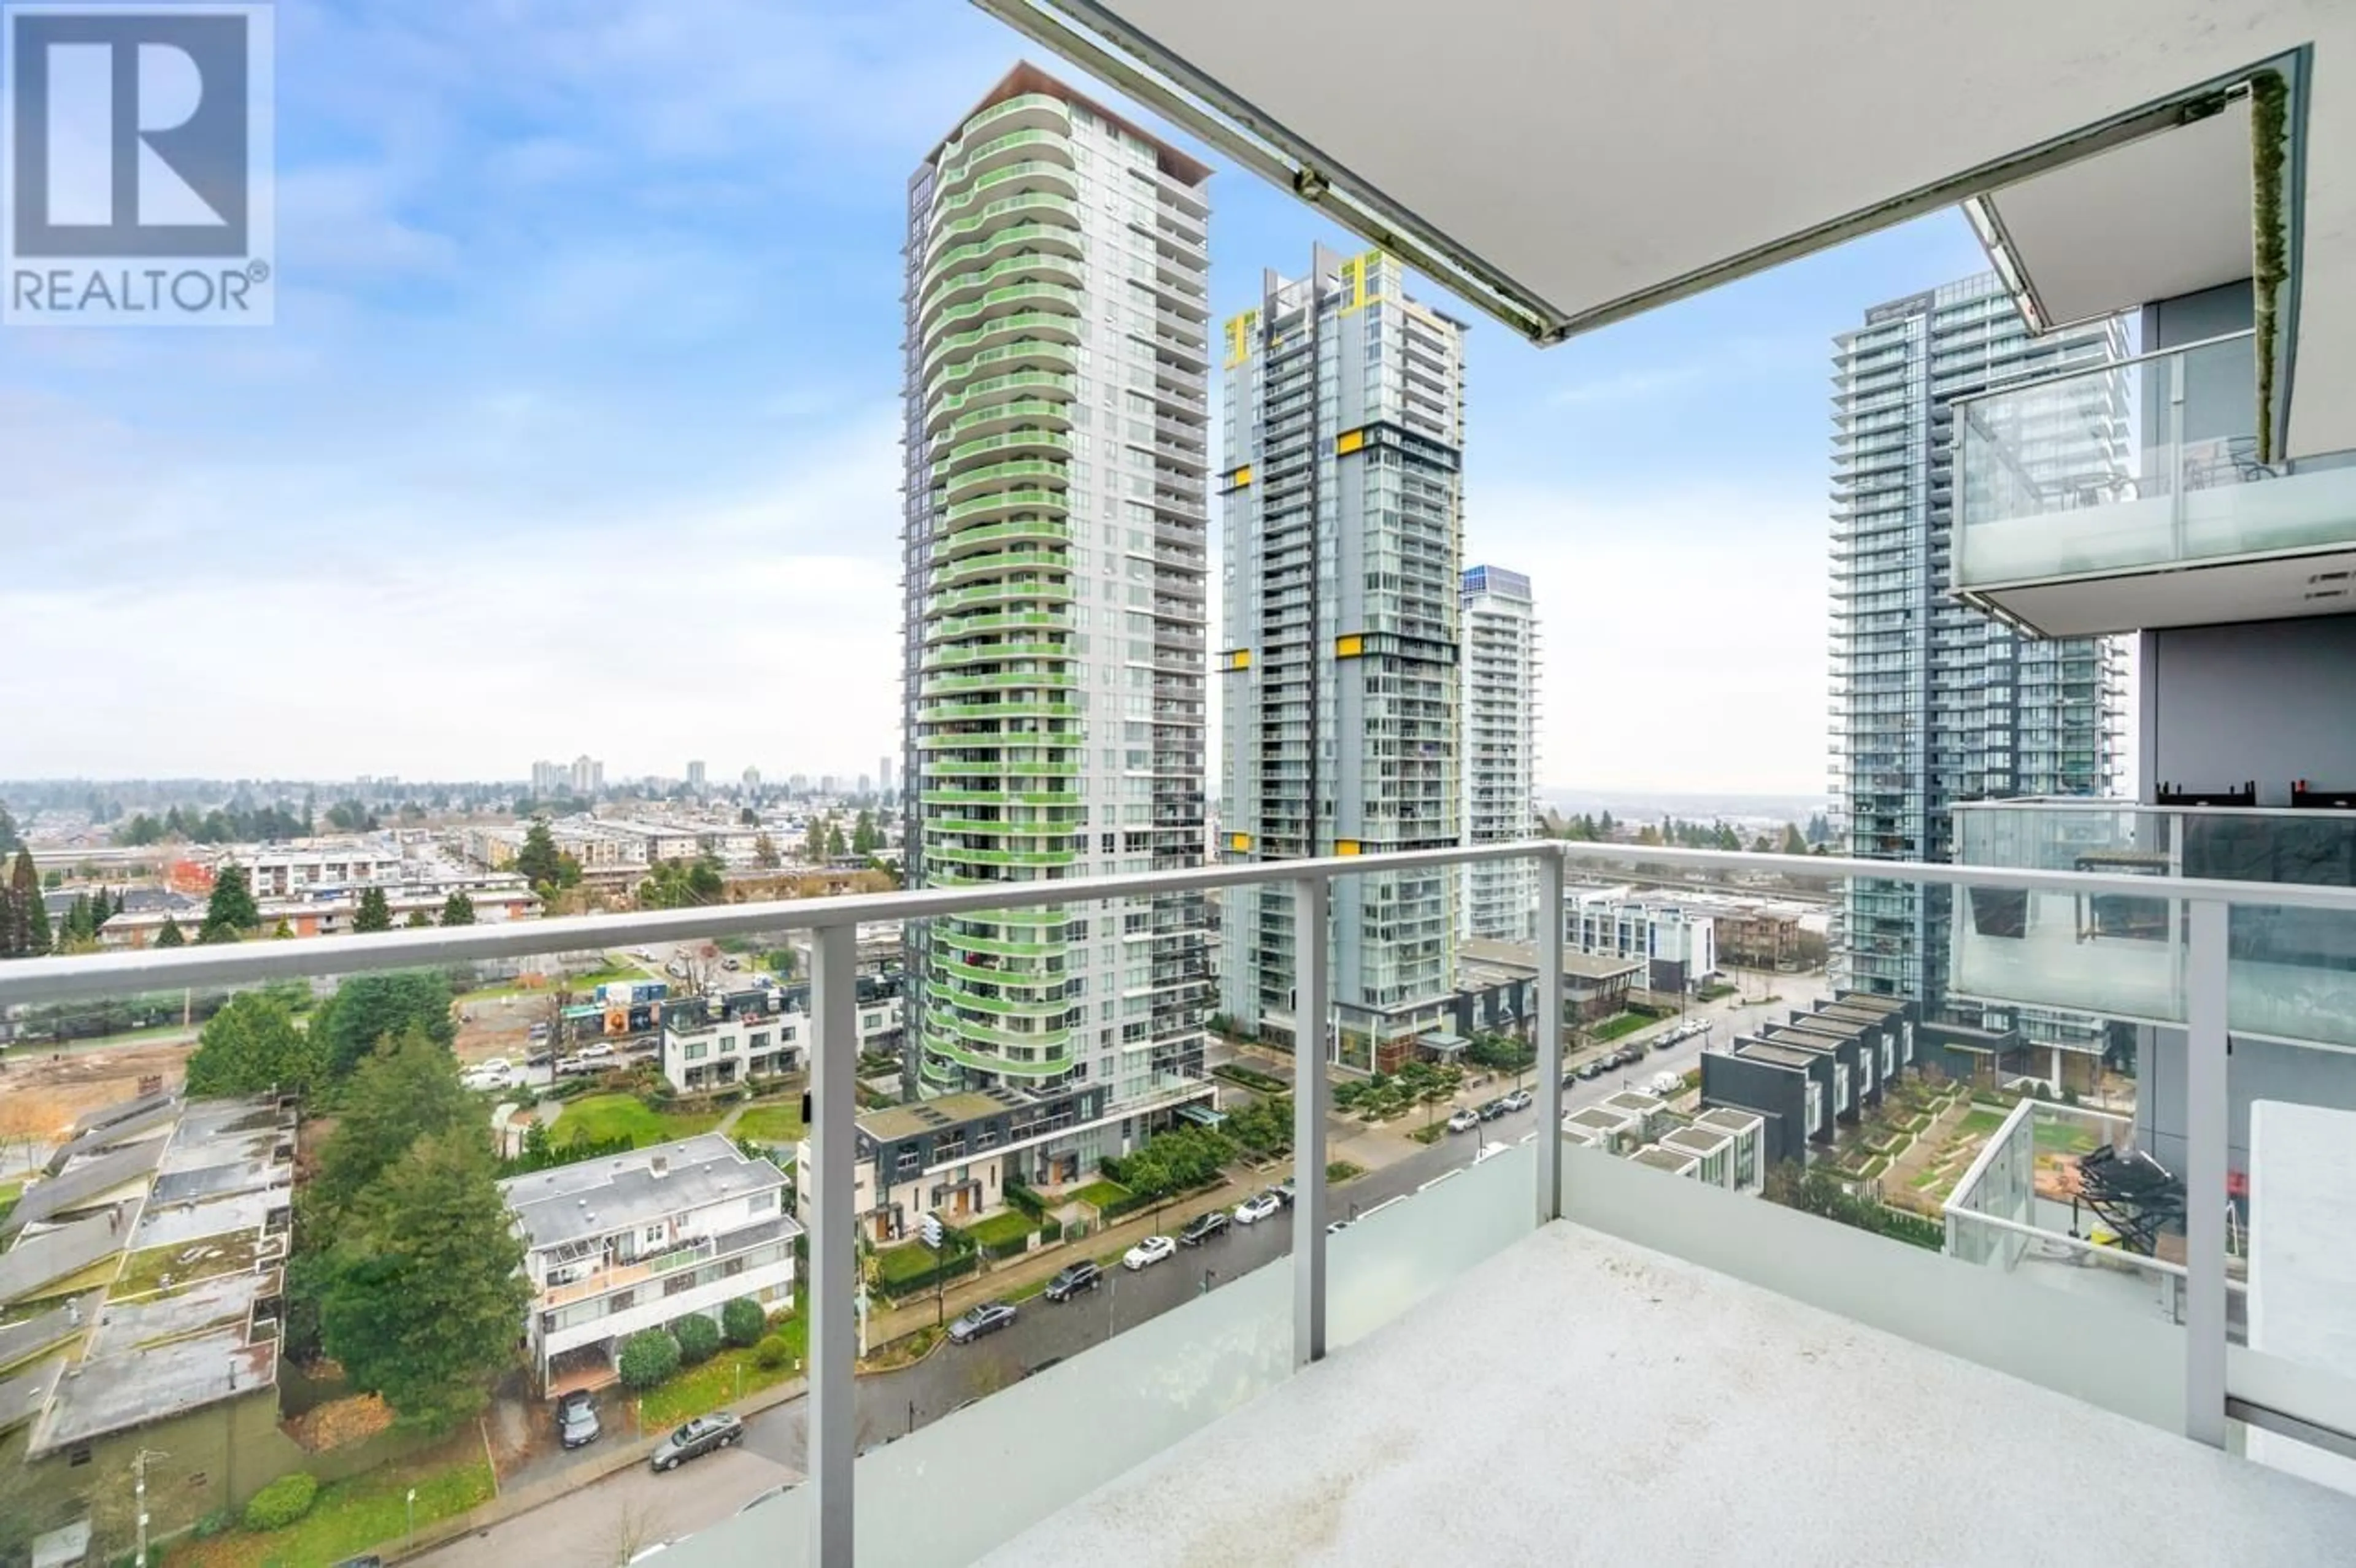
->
500 1135 799 1396
1565 886 1719 994
657 978 904 1094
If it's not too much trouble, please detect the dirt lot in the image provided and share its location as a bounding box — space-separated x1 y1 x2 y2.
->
0 1037 195 1147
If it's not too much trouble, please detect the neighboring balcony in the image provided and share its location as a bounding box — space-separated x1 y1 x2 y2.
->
1950 800 2356 1048
1954 331 2356 637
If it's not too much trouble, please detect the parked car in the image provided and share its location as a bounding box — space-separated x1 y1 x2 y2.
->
666 960 689 978
524 1048 553 1067
556 1390 601 1450
1576 1059 1606 1081
1179 1210 1230 1247
1123 1234 1176 1270
1652 1033 1682 1052
723 957 742 970
948 1301 1017 1344
528 1021 552 1042
1043 1261 1101 1302
1234 1190 1283 1224
1476 1099 1508 1122
1614 1048 1647 1069
1446 1106 1480 1134
652 1412 743 1471
1274 1178 1296 1207
1499 1088 1533 1113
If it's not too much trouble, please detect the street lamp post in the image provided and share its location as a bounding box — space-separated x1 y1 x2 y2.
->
405 1486 417 1545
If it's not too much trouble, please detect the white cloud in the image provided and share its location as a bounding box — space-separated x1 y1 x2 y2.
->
1466 482 1830 796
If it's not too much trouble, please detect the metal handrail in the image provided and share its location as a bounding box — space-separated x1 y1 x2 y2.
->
1945 327 2254 409
11 837 2356 1007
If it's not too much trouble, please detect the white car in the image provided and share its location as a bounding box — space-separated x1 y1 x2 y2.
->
1122 1235 1176 1270
1234 1191 1283 1225
1446 1106 1480 1134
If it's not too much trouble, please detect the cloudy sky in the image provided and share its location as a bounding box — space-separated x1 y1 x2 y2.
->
0 0 1992 794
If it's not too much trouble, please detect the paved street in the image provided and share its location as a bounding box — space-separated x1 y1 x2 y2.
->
418 970 1825 1562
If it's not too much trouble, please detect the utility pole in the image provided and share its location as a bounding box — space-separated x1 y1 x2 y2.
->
133 1448 167 1568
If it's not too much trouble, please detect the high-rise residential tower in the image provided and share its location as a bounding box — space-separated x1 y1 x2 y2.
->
1829 272 2125 1032
900 65 1215 1154
1219 246 1468 1070
1460 564 1539 943
686 760 707 794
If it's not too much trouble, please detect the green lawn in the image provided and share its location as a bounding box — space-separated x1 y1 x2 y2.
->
1589 1012 1650 1043
1071 1180 1133 1212
552 1093 721 1148
568 963 646 990
734 1104 807 1145
1325 1161 1365 1183
966 1210 1035 1249
639 1304 808 1428
2034 1120 2102 1155
1957 1107 2009 1139
176 1449 493 1568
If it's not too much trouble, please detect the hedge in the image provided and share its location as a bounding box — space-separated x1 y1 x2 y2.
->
1039 1216 1063 1243
619 1328 681 1389
242 1473 318 1532
1004 1181 1046 1220
721 1296 767 1348
1213 1063 1288 1094
755 1333 794 1369
676 1312 723 1366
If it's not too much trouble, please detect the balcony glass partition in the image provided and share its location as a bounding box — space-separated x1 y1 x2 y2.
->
1951 802 2356 1049
9 842 2356 1564
1955 331 2356 601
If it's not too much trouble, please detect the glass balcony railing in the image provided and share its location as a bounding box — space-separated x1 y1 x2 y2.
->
1954 331 2356 636
6 839 2353 1566
1950 800 2356 1048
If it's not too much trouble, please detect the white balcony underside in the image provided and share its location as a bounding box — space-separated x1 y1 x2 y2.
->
984 1221 2356 1567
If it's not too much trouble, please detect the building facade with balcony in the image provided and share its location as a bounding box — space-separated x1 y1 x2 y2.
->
501 1135 798 1396
1220 245 1469 1067
1460 564 1540 943
1830 272 2127 1044
1563 886 1717 994
898 63 1215 1162
658 980 904 1094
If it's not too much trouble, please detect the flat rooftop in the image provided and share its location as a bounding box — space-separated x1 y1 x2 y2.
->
1729 1041 1818 1072
982 1223 2356 1565
501 1133 788 1251
34 1325 277 1456
858 1090 1019 1143
1457 938 1646 983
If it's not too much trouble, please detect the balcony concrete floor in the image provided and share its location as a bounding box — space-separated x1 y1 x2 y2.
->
982 1221 2356 1567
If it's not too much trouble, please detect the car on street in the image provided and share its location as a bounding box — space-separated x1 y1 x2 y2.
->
1652 1033 1682 1052
1123 1234 1176 1270
1234 1190 1284 1224
1275 1178 1296 1206
723 957 742 970
1576 1059 1606 1080
1179 1210 1230 1247
1614 1048 1647 1069
1499 1088 1533 1113
556 1390 601 1450
1476 1098 1509 1122
460 1058 515 1091
528 1021 551 1042
630 948 656 961
666 960 689 978
1043 1261 1101 1301
650 1411 744 1471
948 1301 1018 1343
525 1048 554 1067
1446 1105 1481 1133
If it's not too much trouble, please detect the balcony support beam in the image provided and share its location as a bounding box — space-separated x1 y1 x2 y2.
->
1293 874 1330 1368
1536 849 1566 1223
807 923 858 1567
2184 897 2229 1448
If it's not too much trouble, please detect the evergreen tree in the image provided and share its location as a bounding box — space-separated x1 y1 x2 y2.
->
752 832 779 870
852 810 877 855
514 820 562 889
354 886 393 933
826 822 848 858
312 970 458 1081
803 817 827 863
13 850 50 956
0 802 17 856
404 910 433 928
1781 823 1809 856
439 890 475 926
155 917 186 948
199 863 258 943
272 920 296 939
185 991 325 1097
315 1126 529 1432
1599 810 1617 837
307 1024 474 1220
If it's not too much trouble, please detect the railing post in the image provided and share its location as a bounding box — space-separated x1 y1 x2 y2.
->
2166 351 2188 556
2184 897 2228 1448
807 923 858 1565
1293 875 1329 1367
1536 849 1566 1223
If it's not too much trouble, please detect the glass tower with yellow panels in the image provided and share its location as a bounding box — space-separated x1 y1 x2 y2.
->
1218 245 1468 1071
902 64 1214 1134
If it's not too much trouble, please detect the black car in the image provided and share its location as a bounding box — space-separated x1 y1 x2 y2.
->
1274 1178 1296 1207
1179 1209 1230 1247
556 1389 601 1450
1476 1099 1508 1122
1652 1034 1682 1053
651 1411 744 1471
949 1301 1018 1343
1576 1059 1607 1080
1043 1261 1101 1302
